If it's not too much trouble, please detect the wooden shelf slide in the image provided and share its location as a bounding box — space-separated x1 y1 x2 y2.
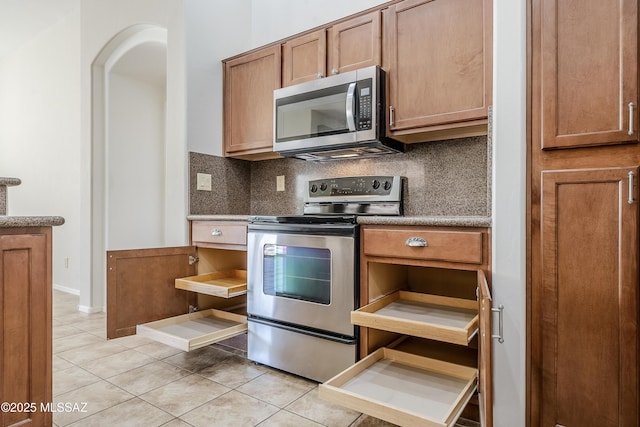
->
319 347 478 427
175 269 247 298
352 291 479 346
136 309 247 352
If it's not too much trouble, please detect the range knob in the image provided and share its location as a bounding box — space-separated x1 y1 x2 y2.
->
310 184 318 193
320 182 328 191
372 179 381 189
383 180 392 191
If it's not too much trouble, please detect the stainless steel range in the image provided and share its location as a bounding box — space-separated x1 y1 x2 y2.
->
247 175 402 382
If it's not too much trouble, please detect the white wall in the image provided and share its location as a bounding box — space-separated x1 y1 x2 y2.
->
107 71 166 250
249 0 389 47
492 0 527 425
80 0 186 311
184 0 251 156
0 6 82 295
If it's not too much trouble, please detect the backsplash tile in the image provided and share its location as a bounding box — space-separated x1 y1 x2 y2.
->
189 152 251 215
190 134 490 217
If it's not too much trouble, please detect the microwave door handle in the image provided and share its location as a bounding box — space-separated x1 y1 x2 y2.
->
346 82 357 132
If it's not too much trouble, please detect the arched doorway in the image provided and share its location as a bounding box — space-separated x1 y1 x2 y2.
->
89 25 169 312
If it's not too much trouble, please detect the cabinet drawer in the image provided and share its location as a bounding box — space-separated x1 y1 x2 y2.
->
363 228 483 264
352 291 478 346
191 222 247 247
136 309 247 352
320 347 477 427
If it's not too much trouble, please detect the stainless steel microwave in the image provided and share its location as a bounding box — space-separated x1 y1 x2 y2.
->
273 66 403 161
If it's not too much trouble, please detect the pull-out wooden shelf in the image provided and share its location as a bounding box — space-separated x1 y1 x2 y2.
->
319 347 477 427
175 269 247 298
136 309 247 352
352 291 478 346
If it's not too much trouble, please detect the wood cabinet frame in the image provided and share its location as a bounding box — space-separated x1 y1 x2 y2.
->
0 227 52 427
358 225 493 426
107 222 247 341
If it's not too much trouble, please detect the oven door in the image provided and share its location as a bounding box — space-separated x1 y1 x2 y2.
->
247 224 357 337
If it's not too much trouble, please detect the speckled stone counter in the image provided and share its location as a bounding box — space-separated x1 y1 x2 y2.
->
186 214 489 228
186 215 249 222
0 216 65 228
357 216 491 227
0 177 22 216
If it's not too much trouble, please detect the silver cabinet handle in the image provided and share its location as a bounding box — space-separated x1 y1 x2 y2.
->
405 237 427 247
317 72 324 79
629 171 635 204
492 304 505 343
210 229 222 236
389 106 395 127
331 68 339 75
629 102 635 136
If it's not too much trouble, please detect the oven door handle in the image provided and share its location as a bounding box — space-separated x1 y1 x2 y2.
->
346 82 357 132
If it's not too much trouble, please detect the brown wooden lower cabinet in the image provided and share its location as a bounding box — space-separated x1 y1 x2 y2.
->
106 221 248 351
532 167 639 426
0 227 52 427
320 225 493 427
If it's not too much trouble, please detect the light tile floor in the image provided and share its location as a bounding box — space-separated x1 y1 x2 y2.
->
53 290 478 427
52 290 393 427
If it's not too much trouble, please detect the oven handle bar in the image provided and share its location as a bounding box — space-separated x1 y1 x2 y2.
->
248 315 357 345
248 223 358 237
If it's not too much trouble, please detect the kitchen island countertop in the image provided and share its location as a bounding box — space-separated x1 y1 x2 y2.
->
0 216 65 228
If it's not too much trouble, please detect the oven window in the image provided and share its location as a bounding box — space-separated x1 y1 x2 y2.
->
262 244 331 305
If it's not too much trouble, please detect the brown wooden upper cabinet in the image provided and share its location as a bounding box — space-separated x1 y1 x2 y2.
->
537 0 638 149
327 11 382 76
283 11 382 87
383 0 492 142
223 45 281 160
282 29 327 87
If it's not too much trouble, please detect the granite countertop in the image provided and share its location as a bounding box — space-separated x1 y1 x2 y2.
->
0 177 22 187
0 216 65 228
357 216 492 227
186 214 491 227
187 215 250 222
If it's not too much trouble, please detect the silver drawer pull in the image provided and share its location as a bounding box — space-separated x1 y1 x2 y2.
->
210 229 222 236
405 237 427 247
629 102 635 136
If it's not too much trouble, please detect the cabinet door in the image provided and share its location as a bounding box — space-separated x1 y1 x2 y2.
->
0 230 50 427
538 0 638 149
282 29 326 87
223 45 281 158
477 270 493 427
538 167 638 426
328 11 381 75
107 246 196 338
384 0 492 133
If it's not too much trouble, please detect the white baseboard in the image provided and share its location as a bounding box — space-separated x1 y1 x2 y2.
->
53 284 80 296
78 305 103 314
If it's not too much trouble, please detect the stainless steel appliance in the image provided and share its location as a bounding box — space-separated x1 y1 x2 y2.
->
273 66 403 161
247 175 402 382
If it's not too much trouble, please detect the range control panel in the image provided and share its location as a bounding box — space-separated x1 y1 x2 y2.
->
307 176 401 199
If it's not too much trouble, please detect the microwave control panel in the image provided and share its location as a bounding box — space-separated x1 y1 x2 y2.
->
357 78 373 131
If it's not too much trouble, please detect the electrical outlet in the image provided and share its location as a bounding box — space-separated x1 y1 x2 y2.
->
276 175 285 192
196 173 212 191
